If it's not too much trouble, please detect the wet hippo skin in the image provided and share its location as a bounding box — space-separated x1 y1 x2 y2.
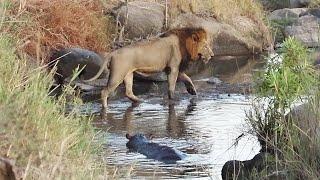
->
126 133 186 164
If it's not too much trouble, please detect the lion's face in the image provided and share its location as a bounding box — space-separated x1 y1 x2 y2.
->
186 30 214 63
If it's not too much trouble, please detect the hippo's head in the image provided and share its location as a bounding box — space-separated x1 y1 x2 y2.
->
126 133 150 150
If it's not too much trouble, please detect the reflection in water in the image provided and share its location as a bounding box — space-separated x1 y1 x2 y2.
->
91 94 260 179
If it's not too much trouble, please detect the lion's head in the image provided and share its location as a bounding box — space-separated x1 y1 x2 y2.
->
162 27 214 63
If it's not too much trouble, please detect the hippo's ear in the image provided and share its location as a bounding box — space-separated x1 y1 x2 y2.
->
126 133 131 139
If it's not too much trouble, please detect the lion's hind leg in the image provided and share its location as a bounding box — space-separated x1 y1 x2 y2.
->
124 72 141 103
101 67 127 110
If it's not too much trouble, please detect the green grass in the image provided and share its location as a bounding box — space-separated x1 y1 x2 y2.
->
0 34 106 179
247 37 320 179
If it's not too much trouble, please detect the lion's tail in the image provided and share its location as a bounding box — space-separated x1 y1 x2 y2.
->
83 54 111 82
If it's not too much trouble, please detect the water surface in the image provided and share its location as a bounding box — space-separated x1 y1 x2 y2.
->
91 93 260 179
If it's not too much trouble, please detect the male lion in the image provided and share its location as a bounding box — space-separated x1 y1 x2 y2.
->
85 27 214 110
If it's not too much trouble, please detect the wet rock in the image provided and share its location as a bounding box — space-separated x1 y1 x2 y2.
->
126 133 186 164
221 152 273 180
49 48 107 84
207 77 222 85
170 13 269 56
284 15 320 47
113 1 165 39
0 157 17 180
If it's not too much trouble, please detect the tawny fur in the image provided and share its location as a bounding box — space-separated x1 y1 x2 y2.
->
84 28 214 110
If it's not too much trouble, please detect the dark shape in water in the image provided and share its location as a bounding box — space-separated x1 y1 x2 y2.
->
221 152 274 180
126 133 186 164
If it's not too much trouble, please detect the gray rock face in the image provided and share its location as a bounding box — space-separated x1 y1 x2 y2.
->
269 8 307 22
290 0 311 8
285 15 320 47
259 0 310 10
270 8 320 47
170 13 267 56
114 1 165 38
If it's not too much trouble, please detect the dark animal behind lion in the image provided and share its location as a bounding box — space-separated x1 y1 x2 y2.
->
126 133 187 164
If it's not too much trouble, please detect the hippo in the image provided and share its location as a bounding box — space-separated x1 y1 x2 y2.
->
125 133 186 164
221 152 274 180
49 47 107 85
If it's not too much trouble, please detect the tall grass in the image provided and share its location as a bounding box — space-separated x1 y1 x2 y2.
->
246 38 320 178
3 0 115 63
0 33 106 179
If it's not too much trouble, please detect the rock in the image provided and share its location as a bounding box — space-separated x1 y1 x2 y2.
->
269 8 320 47
259 0 310 10
269 8 307 22
259 0 289 10
0 157 17 180
207 77 222 85
49 48 107 84
284 15 320 47
300 8 320 18
289 0 311 8
170 13 269 56
114 1 165 39
221 152 274 180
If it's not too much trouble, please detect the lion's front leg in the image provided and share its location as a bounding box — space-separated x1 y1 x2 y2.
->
167 67 179 99
178 72 197 95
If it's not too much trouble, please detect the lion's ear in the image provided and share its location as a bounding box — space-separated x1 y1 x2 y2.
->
192 33 199 42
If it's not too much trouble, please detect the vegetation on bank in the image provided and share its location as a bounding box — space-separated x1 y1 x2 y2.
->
3 0 115 62
247 38 320 178
0 34 106 178
0 0 109 178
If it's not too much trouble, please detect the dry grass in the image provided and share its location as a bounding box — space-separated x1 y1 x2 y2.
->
5 0 115 63
309 0 320 7
163 0 271 46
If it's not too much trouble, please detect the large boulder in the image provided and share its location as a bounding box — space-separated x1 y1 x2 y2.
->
170 13 269 56
269 8 320 47
269 8 307 22
113 1 165 39
284 15 320 47
259 0 310 10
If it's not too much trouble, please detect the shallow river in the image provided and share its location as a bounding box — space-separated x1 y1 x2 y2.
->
89 92 260 179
